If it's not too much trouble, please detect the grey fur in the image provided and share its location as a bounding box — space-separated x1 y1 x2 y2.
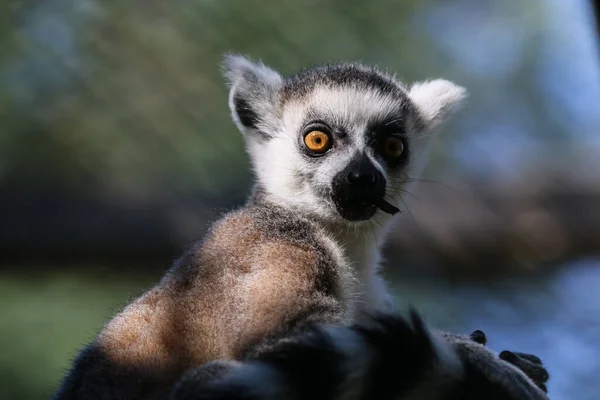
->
221 54 467 232
173 314 550 400
53 194 350 399
223 54 284 136
442 331 550 400
52 55 545 400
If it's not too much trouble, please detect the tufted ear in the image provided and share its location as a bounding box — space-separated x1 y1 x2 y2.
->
408 79 468 133
222 54 283 137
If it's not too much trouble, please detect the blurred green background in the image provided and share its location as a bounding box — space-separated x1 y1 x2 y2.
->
1 0 599 399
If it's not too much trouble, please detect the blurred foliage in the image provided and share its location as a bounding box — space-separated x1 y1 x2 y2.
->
0 268 158 400
1 0 600 399
2 0 597 204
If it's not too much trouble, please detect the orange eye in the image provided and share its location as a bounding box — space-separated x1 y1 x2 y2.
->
383 137 404 158
304 130 331 153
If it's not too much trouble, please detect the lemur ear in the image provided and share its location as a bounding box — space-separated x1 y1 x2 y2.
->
408 79 467 133
222 54 283 137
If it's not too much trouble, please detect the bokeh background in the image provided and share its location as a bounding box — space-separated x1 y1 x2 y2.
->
2 0 600 399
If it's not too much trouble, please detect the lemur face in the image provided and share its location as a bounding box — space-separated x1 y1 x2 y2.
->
279 82 412 222
223 55 466 224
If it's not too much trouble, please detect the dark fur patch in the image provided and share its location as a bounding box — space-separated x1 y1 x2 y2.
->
187 327 346 400
180 311 439 400
179 379 266 400
356 310 437 400
52 343 173 400
499 351 549 393
365 120 411 170
445 347 549 400
256 327 347 400
281 63 407 102
172 360 242 400
444 361 516 400
232 94 261 129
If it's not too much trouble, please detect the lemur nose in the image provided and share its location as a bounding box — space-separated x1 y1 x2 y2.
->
347 170 376 186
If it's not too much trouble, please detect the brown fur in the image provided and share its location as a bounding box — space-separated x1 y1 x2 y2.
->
58 195 348 398
53 55 470 400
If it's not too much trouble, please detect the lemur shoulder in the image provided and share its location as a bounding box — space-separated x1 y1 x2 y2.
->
52 55 550 400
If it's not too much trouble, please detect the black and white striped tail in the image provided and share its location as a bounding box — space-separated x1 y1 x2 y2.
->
172 310 462 400
172 310 551 400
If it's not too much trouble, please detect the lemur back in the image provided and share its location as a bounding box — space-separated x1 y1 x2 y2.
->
53 196 351 399
52 55 550 400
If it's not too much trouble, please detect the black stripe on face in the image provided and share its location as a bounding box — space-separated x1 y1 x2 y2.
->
366 117 410 169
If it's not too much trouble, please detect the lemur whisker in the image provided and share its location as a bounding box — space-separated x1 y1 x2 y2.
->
386 187 420 202
395 177 461 194
384 117 402 126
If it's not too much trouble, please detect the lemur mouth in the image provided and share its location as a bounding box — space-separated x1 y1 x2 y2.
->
375 199 401 215
339 199 400 220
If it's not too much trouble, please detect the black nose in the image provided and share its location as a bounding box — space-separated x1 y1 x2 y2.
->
347 169 376 186
346 156 378 188
331 153 387 220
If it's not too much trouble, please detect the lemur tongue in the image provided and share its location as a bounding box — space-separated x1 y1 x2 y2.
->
375 199 400 215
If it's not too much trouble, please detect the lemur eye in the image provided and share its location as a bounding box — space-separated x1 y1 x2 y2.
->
383 137 405 158
304 131 331 153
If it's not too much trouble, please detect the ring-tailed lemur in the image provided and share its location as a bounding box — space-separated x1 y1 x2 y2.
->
173 311 550 400
52 55 549 400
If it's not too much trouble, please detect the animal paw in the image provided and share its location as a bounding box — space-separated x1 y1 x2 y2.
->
499 350 550 393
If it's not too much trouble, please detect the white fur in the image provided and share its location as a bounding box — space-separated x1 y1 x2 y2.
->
408 79 468 133
222 54 283 89
223 54 284 136
251 86 411 225
225 56 467 320
327 225 393 319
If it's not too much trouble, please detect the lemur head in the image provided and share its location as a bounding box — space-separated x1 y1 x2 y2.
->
223 54 467 225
